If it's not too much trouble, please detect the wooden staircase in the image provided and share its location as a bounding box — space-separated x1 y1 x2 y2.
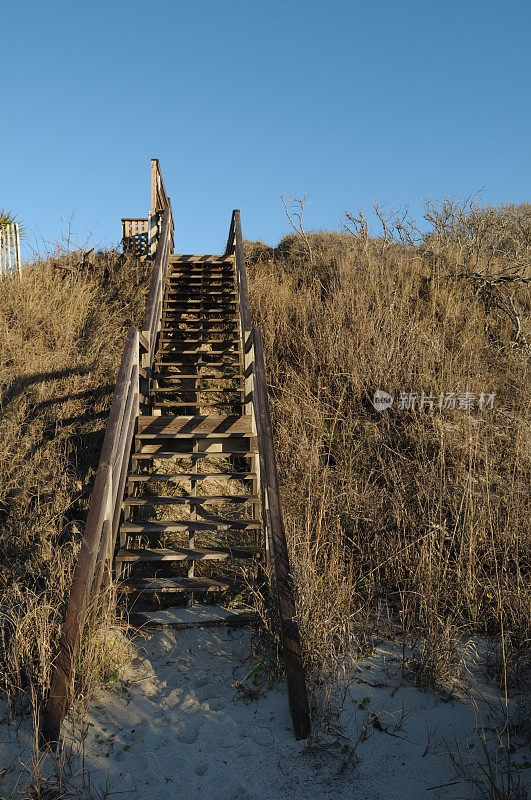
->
41 160 310 747
116 253 262 604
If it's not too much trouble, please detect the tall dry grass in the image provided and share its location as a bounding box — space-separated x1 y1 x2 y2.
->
246 202 530 686
0 250 149 716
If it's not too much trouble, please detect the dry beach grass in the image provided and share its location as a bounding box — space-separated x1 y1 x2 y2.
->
0 250 149 716
246 200 530 688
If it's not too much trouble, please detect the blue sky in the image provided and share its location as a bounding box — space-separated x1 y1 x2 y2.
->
1 0 529 258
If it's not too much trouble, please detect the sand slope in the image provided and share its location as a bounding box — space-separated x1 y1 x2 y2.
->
1 608 528 800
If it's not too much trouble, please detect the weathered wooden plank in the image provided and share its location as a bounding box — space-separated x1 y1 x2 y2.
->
116 545 262 562
170 254 234 263
121 519 261 533
117 576 236 593
142 205 172 367
151 158 170 214
137 414 253 437
127 610 259 630
233 210 252 332
128 472 256 482
123 494 257 506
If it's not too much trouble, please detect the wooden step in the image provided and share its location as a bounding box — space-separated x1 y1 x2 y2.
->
164 297 237 304
168 269 234 276
160 319 239 334
167 276 234 283
168 268 234 273
161 315 237 322
156 360 240 369
159 338 240 345
162 309 238 317
159 331 238 339
163 307 237 314
158 353 239 360
161 311 240 322
152 400 243 407
163 305 237 312
137 415 253 438
121 519 261 533
127 608 259 631
159 335 239 342
159 339 238 348
162 316 237 324
156 361 240 370
117 576 236 594
170 254 233 263
152 374 242 380
165 295 235 302
167 274 234 279
152 386 243 394
136 431 253 441
157 348 239 357
155 365 241 373
153 370 242 377
165 285 237 291
152 402 243 410
152 401 243 407
132 449 255 461
156 365 240 372
128 472 256 482
158 350 239 357
164 297 236 303
116 545 262 562
155 355 242 363
124 494 258 506
164 296 237 303
156 355 241 364
152 381 243 389
166 288 236 296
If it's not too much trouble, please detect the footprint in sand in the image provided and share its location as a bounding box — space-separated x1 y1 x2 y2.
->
225 789 257 800
248 727 275 747
175 719 202 744
206 697 225 711
180 693 200 712
194 759 209 776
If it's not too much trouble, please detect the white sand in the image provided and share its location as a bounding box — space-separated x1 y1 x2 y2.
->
1 608 528 800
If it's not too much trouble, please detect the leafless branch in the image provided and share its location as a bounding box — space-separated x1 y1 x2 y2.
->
281 193 314 264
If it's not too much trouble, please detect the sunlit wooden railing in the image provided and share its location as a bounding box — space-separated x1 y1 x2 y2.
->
41 161 174 746
225 211 311 740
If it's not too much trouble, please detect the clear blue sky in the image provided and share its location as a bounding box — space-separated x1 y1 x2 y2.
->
1 0 529 258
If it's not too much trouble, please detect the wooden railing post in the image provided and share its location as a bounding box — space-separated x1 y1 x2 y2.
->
41 327 139 746
252 327 311 740
42 161 174 748
227 208 311 739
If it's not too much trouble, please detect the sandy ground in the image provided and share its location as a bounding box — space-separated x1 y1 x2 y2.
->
1 607 529 800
